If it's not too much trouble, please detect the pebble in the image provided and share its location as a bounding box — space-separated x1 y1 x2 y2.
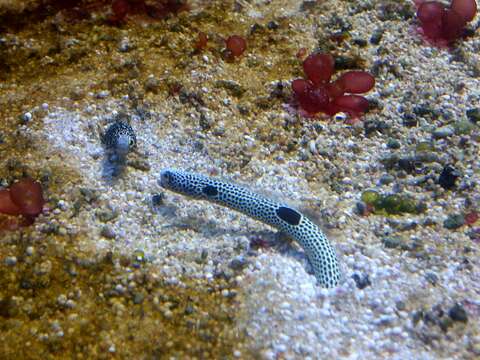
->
432 126 454 139
96 208 119 223
466 108 480 123
115 284 126 295
448 303 468 322
215 80 245 97
4 256 17 266
382 236 405 249
438 165 460 189
386 138 400 149
151 193 164 207
453 119 474 135
352 273 371 289
126 159 151 172
370 28 384 44
229 256 248 271
118 37 133 52
96 90 110 99
70 87 85 100
424 271 439 285
144 76 160 93
414 151 438 163
20 112 33 123
57 294 68 307
443 214 465 230
133 292 144 304
100 225 116 239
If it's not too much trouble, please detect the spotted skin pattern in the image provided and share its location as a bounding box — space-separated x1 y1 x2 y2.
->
103 122 137 153
159 169 341 287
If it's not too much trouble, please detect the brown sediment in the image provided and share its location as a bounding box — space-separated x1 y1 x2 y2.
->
0 232 244 358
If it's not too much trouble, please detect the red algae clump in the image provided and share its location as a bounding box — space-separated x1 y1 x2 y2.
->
109 0 189 23
465 211 479 225
415 0 477 46
291 52 375 119
225 35 247 57
0 178 45 231
194 31 208 52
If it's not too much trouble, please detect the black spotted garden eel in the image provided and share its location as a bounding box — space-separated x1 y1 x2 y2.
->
159 169 340 287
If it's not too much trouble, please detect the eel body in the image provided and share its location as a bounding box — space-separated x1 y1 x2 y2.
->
159 169 340 287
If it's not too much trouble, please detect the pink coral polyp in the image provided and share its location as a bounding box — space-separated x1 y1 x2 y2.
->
292 52 375 118
416 0 477 46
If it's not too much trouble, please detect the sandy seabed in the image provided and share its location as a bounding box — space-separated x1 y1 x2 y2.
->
0 0 479 359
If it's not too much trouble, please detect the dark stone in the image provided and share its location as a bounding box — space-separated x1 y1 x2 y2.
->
448 303 468 323
249 23 264 34
152 193 164 207
353 38 367 47
413 105 436 117
424 310 440 324
184 303 195 315
352 273 371 289
20 279 33 290
276 207 301 225
386 138 400 149
364 120 390 136
229 257 248 271
356 201 369 215
96 208 119 223
439 317 453 332
379 174 395 185
380 153 400 169
466 108 480 123
215 80 245 97
199 112 214 130
100 226 116 239
382 236 404 249
79 188 100 203
133 293 144 304
370 29 384 44
267 21 279 30
301 1 318 11
402 113 417 127
425 271 439 285
443 214 465 230
412 310 424 325
144 76 159 93
202 185 218 196
395 300 406 311
438 165 461 189
398 158 415 173
270 82 285 99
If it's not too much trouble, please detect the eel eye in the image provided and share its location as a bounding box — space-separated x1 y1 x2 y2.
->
129 138 136 147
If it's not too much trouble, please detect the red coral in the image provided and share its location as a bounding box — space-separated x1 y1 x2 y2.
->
291 52 375 119
415 0 477 46
0 178 45 231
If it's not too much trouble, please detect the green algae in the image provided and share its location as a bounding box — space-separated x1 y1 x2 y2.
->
361 190 426 216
